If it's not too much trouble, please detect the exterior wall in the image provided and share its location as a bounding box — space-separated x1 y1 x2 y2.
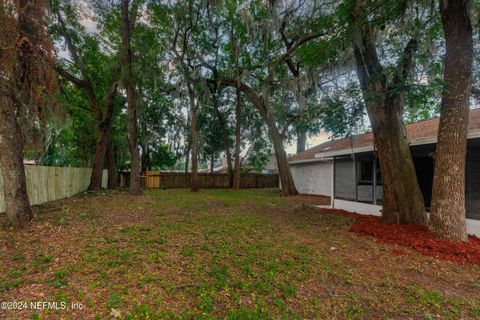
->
290 161 332 196
466 219 480 237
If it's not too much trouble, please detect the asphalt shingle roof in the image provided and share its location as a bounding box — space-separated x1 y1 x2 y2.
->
289 108 480 162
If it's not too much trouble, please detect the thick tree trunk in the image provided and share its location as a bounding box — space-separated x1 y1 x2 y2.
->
120 0 141 195
264 112 298 196
0 98 33 227
106 142 117 190
125 93 141 194
296 131 307 153
369 106 427 225
429 0 473 242
352 5 426 225
188 84 199 192
89 128 109 190
233 87 242 189
88 82 117 191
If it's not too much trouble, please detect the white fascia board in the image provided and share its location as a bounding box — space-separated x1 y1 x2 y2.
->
314 145 374 158
288 157 333 165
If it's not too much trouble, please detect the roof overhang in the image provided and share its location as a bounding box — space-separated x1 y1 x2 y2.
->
313 129 480 158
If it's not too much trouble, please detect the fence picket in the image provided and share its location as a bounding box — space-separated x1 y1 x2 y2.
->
0 166 108 213
138 171 279 189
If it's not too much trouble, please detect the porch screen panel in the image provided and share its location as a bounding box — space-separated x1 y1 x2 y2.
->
334 158 356 200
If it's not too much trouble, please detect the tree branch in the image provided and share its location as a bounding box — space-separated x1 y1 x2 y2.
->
55 65 89 90
394 38 418 83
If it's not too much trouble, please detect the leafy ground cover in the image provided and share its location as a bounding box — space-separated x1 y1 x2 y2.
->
0 189 479 319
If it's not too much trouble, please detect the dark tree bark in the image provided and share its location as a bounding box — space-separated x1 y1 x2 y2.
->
141 144 152 172
352 2 427 225
0 97 33 228
429 0 473 242
120 0 141 195
89 129 110 190
265 109 298 196
233 86 242 189
89 78 118 189
106 142 117 190
0 0 56 227
187 83 199 192
210 153 214 173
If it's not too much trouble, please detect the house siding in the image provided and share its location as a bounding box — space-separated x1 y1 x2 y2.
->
290 161 332 196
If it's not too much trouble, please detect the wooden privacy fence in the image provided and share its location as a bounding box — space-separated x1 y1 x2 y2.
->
141 171 279 189
0 166 107 212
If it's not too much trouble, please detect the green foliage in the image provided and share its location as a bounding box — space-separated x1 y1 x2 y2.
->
150 144 177 170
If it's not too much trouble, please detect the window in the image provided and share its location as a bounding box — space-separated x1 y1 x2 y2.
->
359 160 373 183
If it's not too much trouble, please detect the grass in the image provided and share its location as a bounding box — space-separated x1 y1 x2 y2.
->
0 189 479 319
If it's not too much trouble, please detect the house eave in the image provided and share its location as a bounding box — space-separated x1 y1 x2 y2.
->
313 129 480 158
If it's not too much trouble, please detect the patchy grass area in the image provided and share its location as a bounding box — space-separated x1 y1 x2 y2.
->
0 189 479 319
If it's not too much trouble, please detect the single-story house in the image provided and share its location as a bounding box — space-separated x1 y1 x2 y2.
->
288 108 480 237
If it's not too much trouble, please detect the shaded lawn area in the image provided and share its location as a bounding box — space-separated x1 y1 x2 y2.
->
0 189 479 319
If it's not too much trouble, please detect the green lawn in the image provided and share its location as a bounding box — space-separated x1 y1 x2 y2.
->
0 189 479 319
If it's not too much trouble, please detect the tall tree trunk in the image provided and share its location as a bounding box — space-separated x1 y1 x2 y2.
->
106 142 117 190
120 0 141 195
0 97 33 227
210 153 214 173
89 128 110 190
88 81 118 190
368 104 427 224
184 146 190 173
352 3 427 225
188 84 199 192
233 86 242 189
429 0 473 242
296 132 307 153
141 144 151 172
264 112 298 196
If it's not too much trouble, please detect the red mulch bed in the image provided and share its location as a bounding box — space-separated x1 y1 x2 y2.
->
317 208 480 266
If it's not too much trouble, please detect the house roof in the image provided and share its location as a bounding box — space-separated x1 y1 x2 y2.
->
289 108 480 162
